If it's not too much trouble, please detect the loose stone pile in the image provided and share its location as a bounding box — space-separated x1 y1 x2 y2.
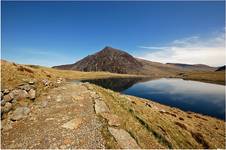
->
1 80 36 118
1 81 36 131
1 77 66 131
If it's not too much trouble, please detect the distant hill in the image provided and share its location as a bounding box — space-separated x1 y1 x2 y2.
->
53 46 143 74
215 65 225 72
53 46 217 75
166 63 216 71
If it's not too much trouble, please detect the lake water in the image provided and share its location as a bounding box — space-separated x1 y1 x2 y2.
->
81 78 225 120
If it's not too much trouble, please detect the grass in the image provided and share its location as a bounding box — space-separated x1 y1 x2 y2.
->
181 71 225 85
1 59 141 94
92 84 225 149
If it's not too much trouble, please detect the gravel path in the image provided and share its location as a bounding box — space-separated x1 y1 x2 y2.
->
1 83 105 149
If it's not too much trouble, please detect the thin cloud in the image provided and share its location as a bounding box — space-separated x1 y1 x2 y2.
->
138 46 171 50
3 48 75 67
137 32 225 67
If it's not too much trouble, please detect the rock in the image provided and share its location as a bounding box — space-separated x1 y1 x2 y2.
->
61 118 83 130
94 99 110 114
1 100 6 106
87 85 94 90
101 113 120 126
108 127 140 149
11 89 29 100
28 89 36 100
90 92 100 99
2 102 12 113
3 93 14 102
28 80 35 85
1 119 13 131
159 109 166 113
47 95 51 100
42 79 50 86
19 84 32 91
1 91 3 99
41 101 48 108
3 89 10 94
11 99 17 104
56 77 64 84
11 107 30 121
56 95 62 102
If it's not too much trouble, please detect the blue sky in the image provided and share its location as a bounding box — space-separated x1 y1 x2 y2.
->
1 1 225 67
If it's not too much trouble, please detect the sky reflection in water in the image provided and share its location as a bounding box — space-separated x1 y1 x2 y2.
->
123 78 225 120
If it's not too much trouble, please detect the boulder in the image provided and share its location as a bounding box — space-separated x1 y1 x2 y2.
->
61 118 83 130
1 100 6 106
18 84 32 91
11 107 30 121
101 113 120 126
42 79 50 86
1 119 13 131
2 102 12 113
94 99 110 114
108 127 140 149
11 89 29 100
3 93 14 102
28 89 36 100
3 89 10 94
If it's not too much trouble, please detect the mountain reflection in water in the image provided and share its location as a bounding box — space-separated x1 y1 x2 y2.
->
81 77 146 92
80 77 225 120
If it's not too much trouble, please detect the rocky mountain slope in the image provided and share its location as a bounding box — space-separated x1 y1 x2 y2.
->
53 47 143 74
53 46 219 76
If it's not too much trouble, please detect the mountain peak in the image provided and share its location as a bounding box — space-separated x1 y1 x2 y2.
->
98 47 130 57
54 47 143 74
103 46 113 49
100 46 123 53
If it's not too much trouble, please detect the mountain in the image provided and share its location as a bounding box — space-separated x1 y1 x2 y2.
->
53 46 218 76
166 63 216 71
215 65 225 71
53 46 143 74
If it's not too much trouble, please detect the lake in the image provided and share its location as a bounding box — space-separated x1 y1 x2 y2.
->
81 77 225 120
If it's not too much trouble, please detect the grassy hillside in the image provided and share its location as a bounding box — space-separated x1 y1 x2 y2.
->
177 71 225 85
93 84 225 149
1 60 141 94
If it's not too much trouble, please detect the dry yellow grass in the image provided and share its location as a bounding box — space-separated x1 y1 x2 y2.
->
93 84 225 149
1 59 141 90
182 71 225 85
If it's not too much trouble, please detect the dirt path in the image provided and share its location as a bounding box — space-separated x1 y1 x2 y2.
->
1 82 140 149
1 82 106 149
